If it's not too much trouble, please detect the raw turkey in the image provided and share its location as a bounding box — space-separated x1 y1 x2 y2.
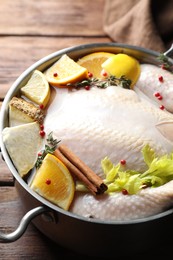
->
44 63 173 220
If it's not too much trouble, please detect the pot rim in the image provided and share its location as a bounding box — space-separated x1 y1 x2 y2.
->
1 42 173 225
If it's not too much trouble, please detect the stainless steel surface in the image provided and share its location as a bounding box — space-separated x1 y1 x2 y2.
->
164 43 173 57
0 206 48 243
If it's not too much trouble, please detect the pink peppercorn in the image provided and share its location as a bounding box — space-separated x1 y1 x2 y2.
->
122 189 128 195
154 92 160 97
85 85 90 91
158 95 163 100
161 64 166 70
40 125 44 130
154 92 163 100
101 70 108 77
158 75 164 82
45 179 51 185
53 72 58 77
88 72 93 78
159 105 165 110
39 130 45 137
120 159 126 165
39 104 44 109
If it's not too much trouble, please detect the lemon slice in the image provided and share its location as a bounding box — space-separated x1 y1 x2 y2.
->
2 122 43 178
101 53 141 88
77 51 116 79
30 153 75 210
20 70 50 108
44 54 88 87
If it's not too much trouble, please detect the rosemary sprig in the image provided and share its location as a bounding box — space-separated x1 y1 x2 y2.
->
67 75 132 89
157 53 172 71
35 132 61 169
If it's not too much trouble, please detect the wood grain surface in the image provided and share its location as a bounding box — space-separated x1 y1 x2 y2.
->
0 0 172 259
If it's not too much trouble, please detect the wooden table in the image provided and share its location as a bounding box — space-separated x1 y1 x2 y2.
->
0 1 172 259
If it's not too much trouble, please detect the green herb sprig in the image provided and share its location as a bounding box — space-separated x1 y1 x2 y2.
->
35 132 61 169
157 53 173 72
67 75 132 89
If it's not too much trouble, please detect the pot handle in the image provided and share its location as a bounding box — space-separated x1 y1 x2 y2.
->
164 43 173 57
0 205 49 243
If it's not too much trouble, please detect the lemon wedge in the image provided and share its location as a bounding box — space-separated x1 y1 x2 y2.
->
44 54 88 87
2 122 43 177
77 51 116 79
20 70 50 108
30 153 75 210
101 53 141 88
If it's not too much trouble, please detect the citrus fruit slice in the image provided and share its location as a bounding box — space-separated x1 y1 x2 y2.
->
2 122 43 178
30 153 75 210
101 53 141 88
44 54 88 87
9 97 45 127
77 51 116 79
9 105 35 127
20 70 50 108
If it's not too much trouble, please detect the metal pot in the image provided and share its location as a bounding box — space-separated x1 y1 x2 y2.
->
1 42 173 257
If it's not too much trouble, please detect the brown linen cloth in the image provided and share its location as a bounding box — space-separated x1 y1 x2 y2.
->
103 0 173 52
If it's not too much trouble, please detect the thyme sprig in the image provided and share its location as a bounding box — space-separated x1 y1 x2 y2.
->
67 75 132 89
35 132 61 169
157 53 172 71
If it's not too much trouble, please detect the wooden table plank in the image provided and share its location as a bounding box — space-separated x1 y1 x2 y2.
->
0 102 14 184
0 36 111 99
0 0 106 36
0 155 14 185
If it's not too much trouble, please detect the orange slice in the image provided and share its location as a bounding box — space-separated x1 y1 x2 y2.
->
77 51 116 79
101 53 141 88
30 153 75 210
44 54 88 87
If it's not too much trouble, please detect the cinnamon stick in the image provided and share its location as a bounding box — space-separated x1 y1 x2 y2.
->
54 144 107 195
